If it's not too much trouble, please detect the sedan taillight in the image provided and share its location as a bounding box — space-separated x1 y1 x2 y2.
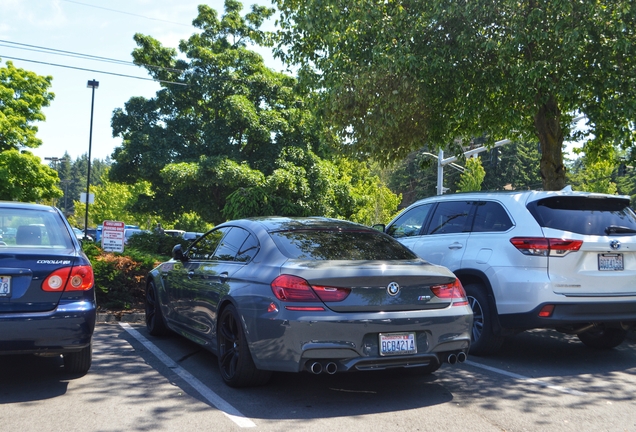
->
42 265 94 292
271 275 351 303
430 279 468 306
510 237 583 257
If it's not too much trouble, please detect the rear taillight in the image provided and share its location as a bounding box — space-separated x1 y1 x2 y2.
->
430 279 468 306
42 265 94 292
271 275 351 304
510 237 582 257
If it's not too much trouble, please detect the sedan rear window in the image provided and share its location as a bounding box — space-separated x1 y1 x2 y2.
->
270 229 419 260
528 196 636 236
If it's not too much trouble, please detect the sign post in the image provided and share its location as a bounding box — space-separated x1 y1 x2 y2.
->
101 220 125 253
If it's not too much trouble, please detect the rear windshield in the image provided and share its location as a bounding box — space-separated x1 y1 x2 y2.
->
270 229 419 260
0 207 74 248
527 196 636 236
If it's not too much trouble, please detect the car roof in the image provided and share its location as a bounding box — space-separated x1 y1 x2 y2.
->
403 189 631 209
219 216 372 232
0 201 57 211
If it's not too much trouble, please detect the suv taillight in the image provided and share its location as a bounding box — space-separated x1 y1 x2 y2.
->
430 279 468 306
510 237 583 257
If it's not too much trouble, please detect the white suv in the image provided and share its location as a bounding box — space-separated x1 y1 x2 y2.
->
381 189 636 355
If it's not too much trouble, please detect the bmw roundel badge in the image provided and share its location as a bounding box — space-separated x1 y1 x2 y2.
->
387 282 400 296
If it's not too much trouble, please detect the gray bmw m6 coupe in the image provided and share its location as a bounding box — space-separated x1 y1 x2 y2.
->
145 217 472 387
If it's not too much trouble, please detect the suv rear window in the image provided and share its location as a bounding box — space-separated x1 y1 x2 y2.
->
527 196 636 236
270 229 418 260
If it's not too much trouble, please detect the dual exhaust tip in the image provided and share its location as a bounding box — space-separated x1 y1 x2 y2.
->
309 352 467 374
309 361 338 375
446 351 467 365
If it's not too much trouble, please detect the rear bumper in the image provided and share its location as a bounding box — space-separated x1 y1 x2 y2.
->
498 300 636 330
245 306 473 373
0 300 96 355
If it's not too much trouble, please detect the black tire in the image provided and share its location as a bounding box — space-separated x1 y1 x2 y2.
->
577 327 628 349
146 280 169 336
465 283 504 356
217 305 272 388
64 343 92 376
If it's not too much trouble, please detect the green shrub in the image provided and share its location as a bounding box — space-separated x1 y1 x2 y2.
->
126 231 189 256
83 242 166 310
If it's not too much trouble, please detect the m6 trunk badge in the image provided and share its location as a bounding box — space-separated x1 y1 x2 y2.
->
387 282 400 296
610 240 621 250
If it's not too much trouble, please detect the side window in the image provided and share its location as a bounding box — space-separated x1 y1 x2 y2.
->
189 228 227 260
472 201 513 232
386 204 433 238
425 201 473 235
212 227 251 261
235 233 259 263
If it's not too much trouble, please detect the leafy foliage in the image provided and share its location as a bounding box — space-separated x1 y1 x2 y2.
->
0 150 62 201
457 158 485 193
275 0 636 190
0 60 54 151
110 1 399 224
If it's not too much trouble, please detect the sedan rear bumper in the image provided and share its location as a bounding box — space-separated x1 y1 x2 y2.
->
245 306 472 373
0 300 96 355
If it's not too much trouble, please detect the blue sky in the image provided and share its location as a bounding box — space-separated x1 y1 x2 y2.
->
0 0 282 163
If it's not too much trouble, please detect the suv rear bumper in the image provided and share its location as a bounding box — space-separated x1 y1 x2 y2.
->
0 300 96 355
498 300 636 330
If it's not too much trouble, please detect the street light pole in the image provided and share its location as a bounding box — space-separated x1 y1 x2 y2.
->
84 79 99 239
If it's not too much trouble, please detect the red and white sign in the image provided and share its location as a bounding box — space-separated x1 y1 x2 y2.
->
101 220 125 253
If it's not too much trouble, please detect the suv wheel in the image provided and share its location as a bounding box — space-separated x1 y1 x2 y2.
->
465 283 504 356
576 327 628 349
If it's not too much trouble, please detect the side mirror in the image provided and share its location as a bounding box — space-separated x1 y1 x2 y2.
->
172 244 186 261
371 224 386 232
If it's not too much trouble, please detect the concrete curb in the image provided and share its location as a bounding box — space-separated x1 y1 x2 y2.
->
97 312 145 323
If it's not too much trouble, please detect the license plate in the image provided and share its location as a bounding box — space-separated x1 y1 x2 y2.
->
0 276 11 297
598 253 623 271
379 332 417 356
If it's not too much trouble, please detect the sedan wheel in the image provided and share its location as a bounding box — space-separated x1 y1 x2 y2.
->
146 280 169 336
217 305 271 388
63 343 92 376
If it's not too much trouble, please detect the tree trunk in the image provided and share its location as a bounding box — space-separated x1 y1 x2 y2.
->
534 95 566 190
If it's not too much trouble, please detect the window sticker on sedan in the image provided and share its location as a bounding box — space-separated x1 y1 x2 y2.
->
0 276 11 297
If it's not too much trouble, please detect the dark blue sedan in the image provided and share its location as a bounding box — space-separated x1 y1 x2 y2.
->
146 217 472 387
0 201 96 375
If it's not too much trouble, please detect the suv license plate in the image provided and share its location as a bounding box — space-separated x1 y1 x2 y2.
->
379 332 417 356
0 275 11 297
598 253 624 271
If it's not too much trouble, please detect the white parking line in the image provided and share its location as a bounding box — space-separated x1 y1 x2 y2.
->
464 360 586 396
119 323 257 428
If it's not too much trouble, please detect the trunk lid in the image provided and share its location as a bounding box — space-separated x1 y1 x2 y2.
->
281 259 457 312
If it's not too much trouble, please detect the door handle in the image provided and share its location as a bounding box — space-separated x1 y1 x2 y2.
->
187 271 194 279
448 242 463 250
219 272 229 283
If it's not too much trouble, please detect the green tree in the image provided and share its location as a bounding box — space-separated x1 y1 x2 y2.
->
0 60 54 151
457 157 485 193
275 0 636 190
0 150 62 202
111 1 399 224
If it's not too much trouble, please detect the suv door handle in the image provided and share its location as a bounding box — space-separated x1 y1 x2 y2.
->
448 242 463 250
219 272 229 283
